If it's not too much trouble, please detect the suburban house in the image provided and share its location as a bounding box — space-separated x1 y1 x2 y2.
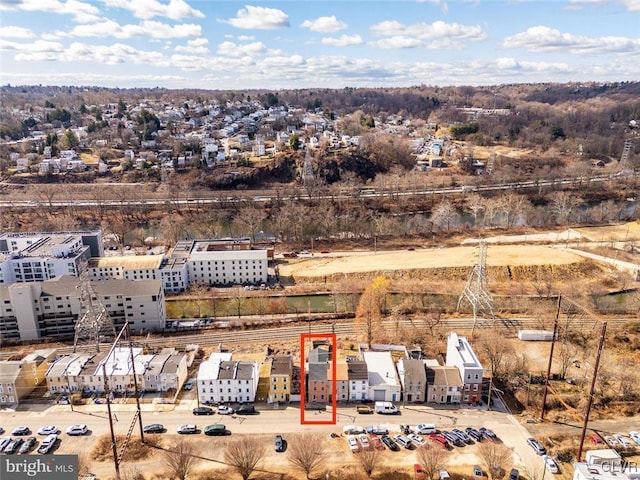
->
307 346 331 403
362 351 401 402
268 355 293 403
446 333 484 404
197 353 259 404
346 359 369 402
0 275 166 341
0 349 56 405
398 358 427 403
425 364 463 404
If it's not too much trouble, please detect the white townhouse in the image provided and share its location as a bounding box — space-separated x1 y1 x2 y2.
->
445 332 484 404
362 351 401 403
346 359 369 402
197 353 258 405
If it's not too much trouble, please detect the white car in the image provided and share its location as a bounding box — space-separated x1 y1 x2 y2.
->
414 423 437 434
37 425 59 436
66 424 88 436
37 434 58 454
409 433 427 446
347 435 360 452
629 431 640 445
358 433 371 450
217 405 234 415
604 436 619 447
614 434 632 448
543 455 559 474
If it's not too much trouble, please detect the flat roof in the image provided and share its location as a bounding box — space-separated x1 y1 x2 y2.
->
362 351 399 387
90 255 163 270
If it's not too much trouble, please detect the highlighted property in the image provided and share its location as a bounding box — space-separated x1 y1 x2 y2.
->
300 333 337 425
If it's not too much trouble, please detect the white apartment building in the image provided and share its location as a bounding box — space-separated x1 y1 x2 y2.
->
197 353 259 404
445 332 484 404
0 275 166 342
362 351 401 402
347 360 369 402
0 231 103 285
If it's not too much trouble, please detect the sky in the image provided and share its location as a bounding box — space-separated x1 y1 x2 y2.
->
0 0 638 90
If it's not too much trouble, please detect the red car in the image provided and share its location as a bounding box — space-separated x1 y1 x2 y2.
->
589 433 604 445
320 249 330 254
429 433 449 448
370 434 384 450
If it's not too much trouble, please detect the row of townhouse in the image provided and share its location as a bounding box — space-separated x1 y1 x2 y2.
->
197 353 259 404
303 333 484 406
0 230 269 295
45 347 188 396
0 349 57 406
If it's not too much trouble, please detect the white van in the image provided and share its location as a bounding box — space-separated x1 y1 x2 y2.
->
414 423 437 434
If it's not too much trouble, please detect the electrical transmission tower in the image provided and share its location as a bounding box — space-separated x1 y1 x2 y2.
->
73 260 116 353
457 241 495 334
301 147 315 185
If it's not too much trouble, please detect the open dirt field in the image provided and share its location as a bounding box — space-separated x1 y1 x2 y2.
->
576 221 640 242
279 245 589 282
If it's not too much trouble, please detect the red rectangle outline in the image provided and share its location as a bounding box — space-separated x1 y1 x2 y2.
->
300 333 337 425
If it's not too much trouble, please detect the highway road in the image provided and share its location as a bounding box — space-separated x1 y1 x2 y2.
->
0 170 636 209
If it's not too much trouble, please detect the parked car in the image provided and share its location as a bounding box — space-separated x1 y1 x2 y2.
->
629 431 640 445
414 423 437 435
183 378 196 390
370 434 384 450
381 434 400 451
509 469 519 480
37 425 59 436
452 428 473 444
527 437 547 455
37 434 58 454
143 424 165 434
177 424 198 434
236 404 257 415
359 433 371 450
0 437 12 452
614 434 633 448
474 465 483 477
347 435 360 452
604 436 619 447
4 437 23 454
589 433 604 445
365 425 388 435
11 426 30 436
543 455 559 474
479 427 497 441
394 434 413 449
409 433 426 446
274 434 285 452
193 407 214 416
415 464 427 480
357 405 373 415
217 405 234 415
429 433 449 448
465 427 483 442
441 431 464 447
66 424 88 436
18 436 37 454
204 424 227 436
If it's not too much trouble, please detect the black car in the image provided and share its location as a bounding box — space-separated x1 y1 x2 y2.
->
11 426 30 436
380 434 400 451
479 427 497 441
274 435 285 452
236 404 257 415
143 424 165 434
452 428 473 444
192 407 214 416
465 428 483 442
441 431 465 447
18 437 37 454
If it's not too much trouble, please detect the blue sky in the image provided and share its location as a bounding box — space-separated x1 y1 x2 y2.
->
0 0 638 89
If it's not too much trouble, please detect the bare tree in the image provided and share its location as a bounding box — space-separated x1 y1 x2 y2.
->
556 339 578 380
287 433 327 480
224 437 265 480
477 442 513 480
77 452 92 477
523 462 546 480
161 437 201 480
430 199 457 232
477 330 514 381
416 444 451 480
356 448 380 478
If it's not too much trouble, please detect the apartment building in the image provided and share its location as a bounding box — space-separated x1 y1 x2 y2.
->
0 231 103 285
197 353 259 404
445 333 484 404
0 275 166 342
0 349 56 405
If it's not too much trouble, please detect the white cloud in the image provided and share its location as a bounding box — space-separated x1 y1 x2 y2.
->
417 0 449 14
62 19 202 39
222 5 290 30
301 15 347 33
0 26 36 38
0 39 64 53
175 38 208 54
502 26 640 54
369 20 486 49
217 40 267 57
3 0 101 23
237 35 255 41
321 34 363 47
101 0 204 20
567 0 640 11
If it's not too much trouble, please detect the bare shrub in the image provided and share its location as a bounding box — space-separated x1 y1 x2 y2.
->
224 437 265 480
161 437 201 480
287 433 327 480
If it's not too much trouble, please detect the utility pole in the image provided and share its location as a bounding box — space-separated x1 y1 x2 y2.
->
540 296 561 421
577 322 607 462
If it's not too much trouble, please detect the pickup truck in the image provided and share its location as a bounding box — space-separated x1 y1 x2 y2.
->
357 405 373 414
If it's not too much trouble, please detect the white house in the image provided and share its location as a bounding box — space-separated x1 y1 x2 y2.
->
197 353 259 404
346 359 369 402
446 333 483 404
362 351 401 402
